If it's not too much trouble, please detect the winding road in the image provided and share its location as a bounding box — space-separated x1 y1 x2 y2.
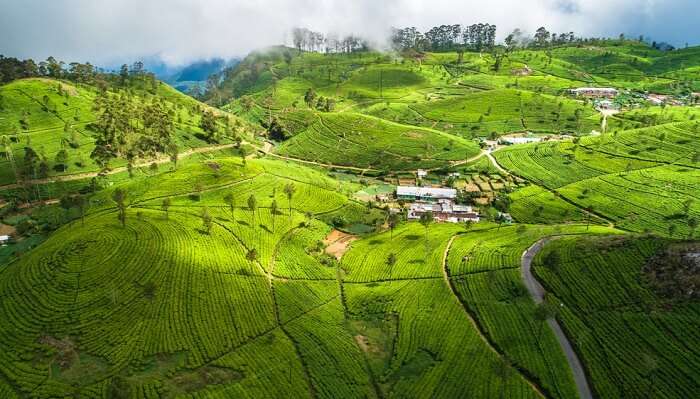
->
521 238 593 399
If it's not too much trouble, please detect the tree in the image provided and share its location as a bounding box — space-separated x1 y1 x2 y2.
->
161 197 171 220
271 199 279 232
248 194 257 226
111 188 127 227
304 88 317 107
585 205 594 229
119 64 129 86
387 252 397 279
224 193 235 221
534 27 551 47
284 183 296 216
419 211 434 259
246 248 258 263
201 207 213 234
200 110 218 142
464 219 474 231
54 149 69 171
388 212 400 240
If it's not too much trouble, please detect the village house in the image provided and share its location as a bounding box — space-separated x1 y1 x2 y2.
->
408 200 480 223
397 186 480 223
569 87 618 98
396 186 456 202
0 235 11 246
595 99 618 110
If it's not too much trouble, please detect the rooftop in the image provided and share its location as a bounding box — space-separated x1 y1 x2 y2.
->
397 186 457 199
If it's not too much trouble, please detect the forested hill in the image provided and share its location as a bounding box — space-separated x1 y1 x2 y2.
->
0 57 260 192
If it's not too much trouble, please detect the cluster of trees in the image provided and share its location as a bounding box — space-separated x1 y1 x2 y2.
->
303 88 335 111
391 23 497 52
291 27 369 54
0 55 158 90
90 91 178 173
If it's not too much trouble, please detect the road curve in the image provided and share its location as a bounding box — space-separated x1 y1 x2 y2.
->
521 238 593 399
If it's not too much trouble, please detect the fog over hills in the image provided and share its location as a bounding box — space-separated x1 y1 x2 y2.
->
1 0 698 66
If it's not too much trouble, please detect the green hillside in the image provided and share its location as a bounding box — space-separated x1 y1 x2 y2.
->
0 77 256 188
0 36 699 399
276 112 481 171
534 236 700 398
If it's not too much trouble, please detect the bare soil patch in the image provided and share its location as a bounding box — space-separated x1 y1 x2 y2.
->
324 229 358 260
0 223 16 236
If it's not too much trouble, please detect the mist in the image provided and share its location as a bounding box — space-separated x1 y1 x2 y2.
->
0 0 698 67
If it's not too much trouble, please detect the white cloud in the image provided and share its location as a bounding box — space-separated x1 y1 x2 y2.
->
0 0 697 66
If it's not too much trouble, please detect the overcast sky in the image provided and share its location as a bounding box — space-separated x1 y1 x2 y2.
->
0 0 698 67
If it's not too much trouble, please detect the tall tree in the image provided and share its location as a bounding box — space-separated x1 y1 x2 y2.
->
387 252 397 280
388 212 400 240
284 183 296 217
271 199 279 232
248 194 257 226
224 193 235 221
200 110 218 142
534 27 551 47
246 248 258 263
201 206 213 234
111 188 127 227
161 197 171 220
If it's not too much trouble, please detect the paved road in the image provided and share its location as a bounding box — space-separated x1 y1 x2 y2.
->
521 238 593 399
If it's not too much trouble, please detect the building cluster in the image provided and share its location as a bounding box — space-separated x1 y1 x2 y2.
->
397 186 480 223
568 87 619 98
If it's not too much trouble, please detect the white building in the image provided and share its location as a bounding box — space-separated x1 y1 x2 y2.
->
396 186 457 202
407 201 480 223
0 235 11 245
416 169 428 178
500 136 542 145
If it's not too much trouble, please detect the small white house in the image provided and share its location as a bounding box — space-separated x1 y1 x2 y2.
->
416 169 428 178
0 235 11 245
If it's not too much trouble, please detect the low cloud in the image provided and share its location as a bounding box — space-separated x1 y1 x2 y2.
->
0 0 697 67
